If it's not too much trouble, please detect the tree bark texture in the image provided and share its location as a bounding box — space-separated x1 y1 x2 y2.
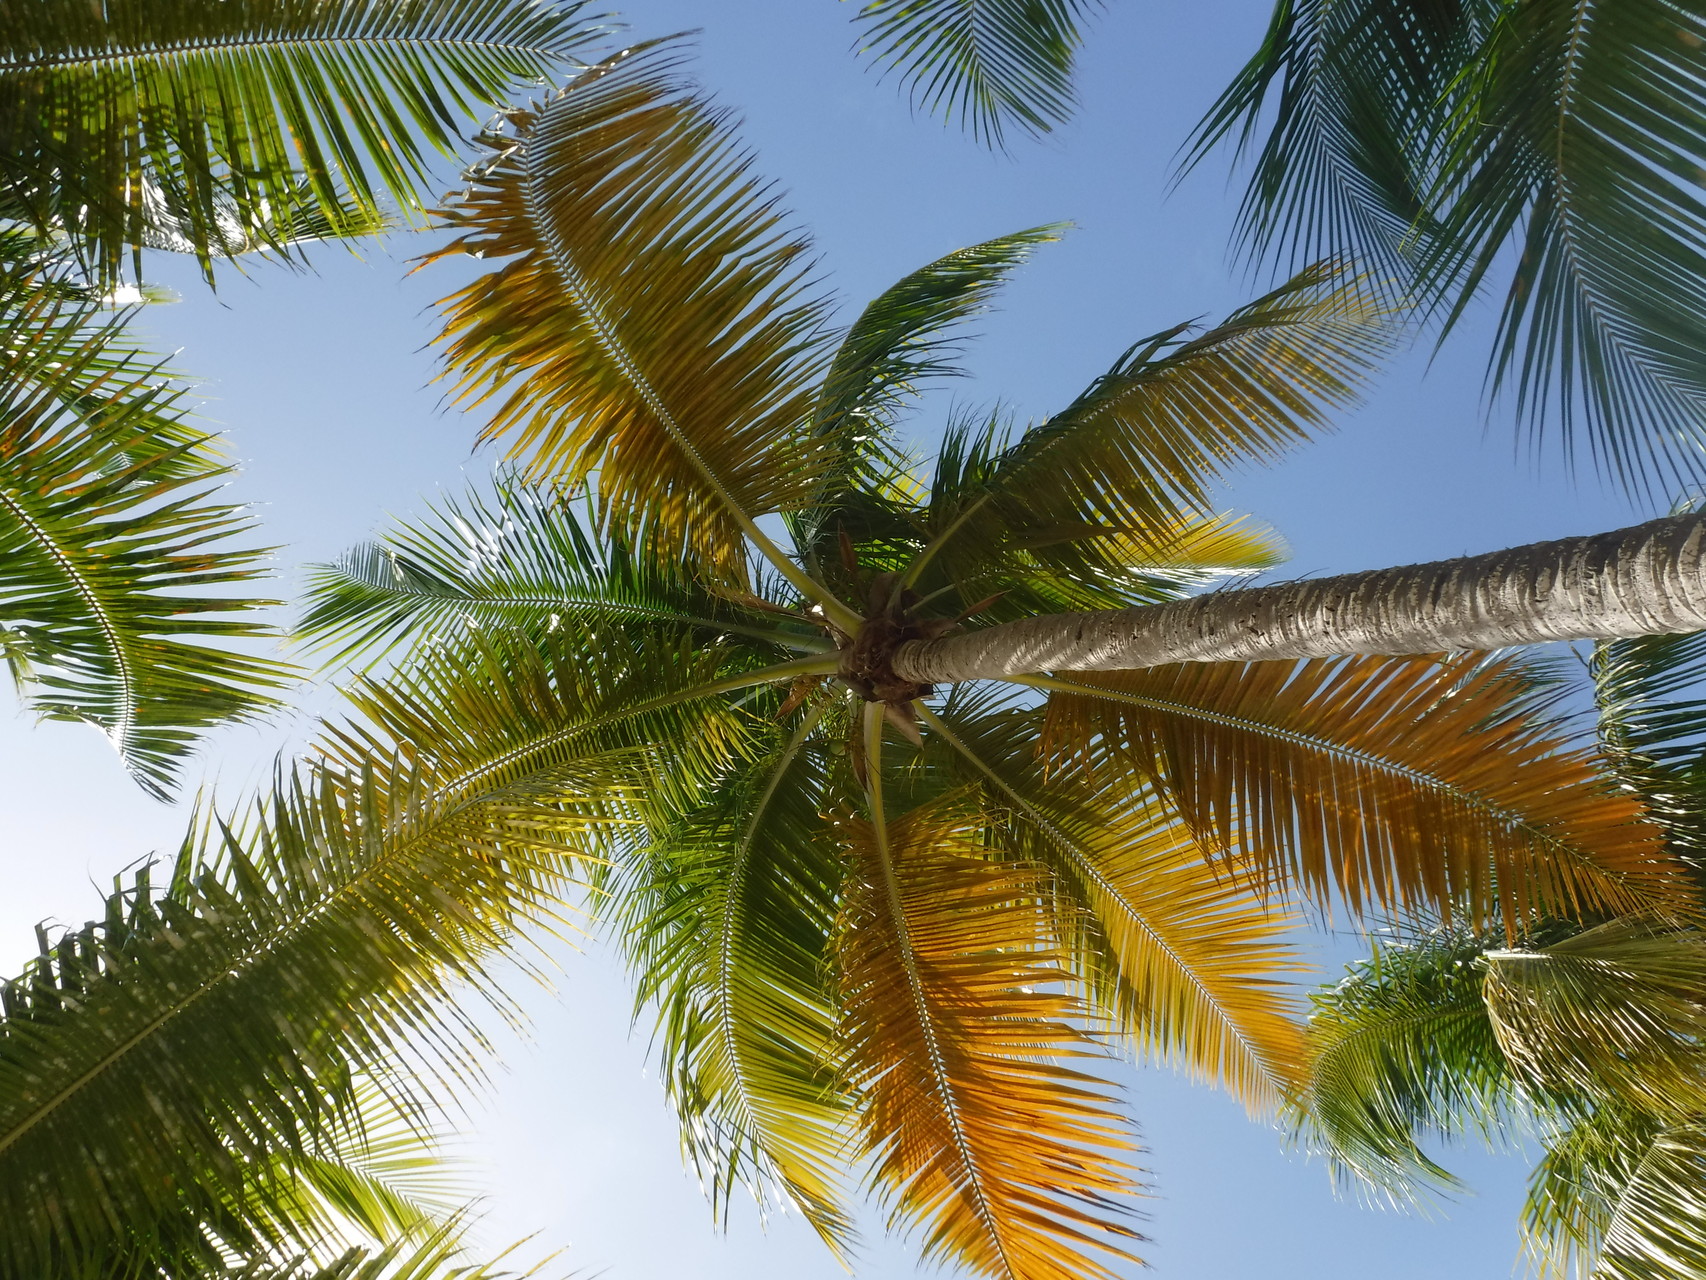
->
892 512 1706 683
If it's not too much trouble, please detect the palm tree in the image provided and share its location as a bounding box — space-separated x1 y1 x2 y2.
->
0 0 600 788
850 0 1706 494
293 44 1706 1277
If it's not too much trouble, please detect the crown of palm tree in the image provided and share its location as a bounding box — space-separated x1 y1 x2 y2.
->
291 44 1685 1278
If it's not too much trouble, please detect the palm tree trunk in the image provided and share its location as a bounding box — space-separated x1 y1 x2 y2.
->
892 512 1706 683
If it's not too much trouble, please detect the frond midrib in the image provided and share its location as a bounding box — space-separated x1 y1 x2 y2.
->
321 563 830 652
861 704 1019 1280
1024 674 1633 889
514 134 850 625
698 697 837 1202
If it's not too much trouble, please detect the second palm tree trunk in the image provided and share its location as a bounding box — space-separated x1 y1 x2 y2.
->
892 512 1706 683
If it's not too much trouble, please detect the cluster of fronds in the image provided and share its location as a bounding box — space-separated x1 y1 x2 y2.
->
854 0 1706 497
1296 632 1706 1280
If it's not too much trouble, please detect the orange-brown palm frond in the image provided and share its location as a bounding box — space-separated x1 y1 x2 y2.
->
919 700 1307 1113
426 43 837 584
835 791 1145 1280
1039 654 1679 931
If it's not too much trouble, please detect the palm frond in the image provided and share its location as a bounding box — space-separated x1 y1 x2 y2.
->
427 43 840 592
1484 919 1706 1121
1181 0 1494 283
611 699 852 1247
283 1083 469 1249
794 226 1061 568
1184 0 1706 493
1038 653 1677 928
815 225 1062 447
1523 1104 1706 1280
931 497 1289 627
1591 632 1706 866
0 622 808 1273
1524 1103 1652 1280
221 1222 560 1280
0 0 603 280
300 480 828 669
850 0 1102 146
921 699 1308 1114
1420 0 1706 495
139 172 393 260
838 770 1144 1280
1594 632 1706 776
0 267 288 796
908 262 1390 593
0 766 565 1273
1298 931 1518 1201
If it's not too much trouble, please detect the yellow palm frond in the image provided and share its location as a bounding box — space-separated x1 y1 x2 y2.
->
427 43 838 586
1074 812 1308 1110
836 785 1144 1280
1038 654 1678 929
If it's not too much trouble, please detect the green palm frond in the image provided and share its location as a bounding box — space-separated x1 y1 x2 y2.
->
427 43 841 597
1524 1104 1706 1280
1037 654 1677 927
138 173 394 260
1594 632 1706 778
1419 0 1706 494
1181 0 1495 284
1187 0 1706 493
0 0 603 281
1591 632 1706 866
282 1083 469 1249
850 0 1102 146
218 1222 560 1280
300 480 829 669
0 621 822 1273
611 699 852 1247
905 262 1390 596
0 265 288 796
793 225 1062 570
838 765 1145 1280
920 696 1308 1113
918 427 1290 622
1298 931 1519 1200
1484 919 1706 1121
1523 1103 1651 1280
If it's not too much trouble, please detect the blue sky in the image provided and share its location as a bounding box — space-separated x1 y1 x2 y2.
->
0 1 1664 1276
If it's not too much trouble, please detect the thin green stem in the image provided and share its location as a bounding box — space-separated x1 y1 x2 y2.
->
440 653 839 800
